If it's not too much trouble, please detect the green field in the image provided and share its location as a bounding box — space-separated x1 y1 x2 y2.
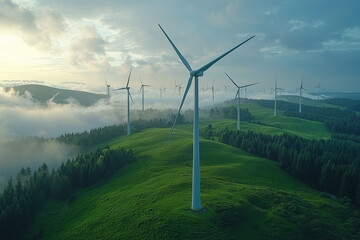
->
26 125 359 239
200 102 331 139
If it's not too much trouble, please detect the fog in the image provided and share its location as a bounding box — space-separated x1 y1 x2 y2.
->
0 88 127 191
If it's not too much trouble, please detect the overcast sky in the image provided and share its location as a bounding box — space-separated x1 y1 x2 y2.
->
0 0 359 93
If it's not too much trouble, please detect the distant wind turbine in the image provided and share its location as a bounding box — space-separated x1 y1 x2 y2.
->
316 81 321 100
223 84 228 92
210 82 215 103
159 23 254 211
297 77 308 113
273 79 283 116
163 85 166 95
139 76 150 111
105 81 111 99
225 72 259 130
114 69 134 135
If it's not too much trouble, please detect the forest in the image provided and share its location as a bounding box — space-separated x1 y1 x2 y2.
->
0 146 135 239
254 99 360 136
203 125 360 205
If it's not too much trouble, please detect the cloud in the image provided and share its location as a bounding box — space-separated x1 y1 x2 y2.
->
68 25 113 71
0 0 67 51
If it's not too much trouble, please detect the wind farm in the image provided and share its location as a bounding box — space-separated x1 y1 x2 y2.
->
1 1 360 239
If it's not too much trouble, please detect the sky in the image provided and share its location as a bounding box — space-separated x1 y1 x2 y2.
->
0 0 359 94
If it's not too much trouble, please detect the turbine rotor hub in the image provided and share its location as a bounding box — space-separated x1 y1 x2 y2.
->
190 70 203 77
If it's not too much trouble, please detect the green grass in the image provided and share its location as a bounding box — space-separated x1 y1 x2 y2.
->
26 127 359 239
199 102 331 139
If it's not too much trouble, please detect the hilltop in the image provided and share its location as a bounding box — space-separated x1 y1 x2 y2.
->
5 84 106 107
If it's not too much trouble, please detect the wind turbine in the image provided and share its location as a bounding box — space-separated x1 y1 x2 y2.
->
297 77 307 113
139 76 150 111
316 81 321 100
223 84 228 92
114 69 134 135
273 79 283 116
105 81 111 99
210 82 215 103
159 23 254 211
174 81 182 94
225 73 259 130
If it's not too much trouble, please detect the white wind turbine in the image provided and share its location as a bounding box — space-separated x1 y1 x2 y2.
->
114 69 134 135
105 81 111 99
139 76 150 111
159 24 254 211
207 82 215 103
225 72 259 130
273 79 283 116
316 81 321 100
297 77 307 113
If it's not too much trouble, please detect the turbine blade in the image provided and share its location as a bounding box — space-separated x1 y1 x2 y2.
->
129 91 134 104
167 75 193 145
113 87 127 91
139 86 143 93
198 35 255 73
239 82 260 89
126 68 132 87
224 72 239 87
235 89 239 99
158 24 192 72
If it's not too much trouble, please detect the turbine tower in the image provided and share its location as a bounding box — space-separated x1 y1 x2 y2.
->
298 77 307 113
316 81 321 100
105 81 111 99
273 79 283 116
114 69 134 135
225 72 259 130
139 76 150 111
159 24 254 211
211 83 215 103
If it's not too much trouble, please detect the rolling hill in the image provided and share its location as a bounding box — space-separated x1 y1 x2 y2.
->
5 84 107 107
26 126 360 239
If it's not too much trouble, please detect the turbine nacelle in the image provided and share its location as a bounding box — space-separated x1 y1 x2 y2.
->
191 70 203 77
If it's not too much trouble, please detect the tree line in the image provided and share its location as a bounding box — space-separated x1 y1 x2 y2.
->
253 99 360 136
0 146 135 239
322 98 360 112
203 125 360 206
208 105 253 121
56 116 182 150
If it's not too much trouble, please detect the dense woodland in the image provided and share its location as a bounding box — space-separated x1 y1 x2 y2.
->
254 99 360 136
203 125 360 205
208 105 253 121
0 146 135 239
56 117 180 150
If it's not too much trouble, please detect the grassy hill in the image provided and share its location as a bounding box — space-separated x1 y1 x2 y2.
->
203 102 331 139
26 125 359 239
5 84 106 107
